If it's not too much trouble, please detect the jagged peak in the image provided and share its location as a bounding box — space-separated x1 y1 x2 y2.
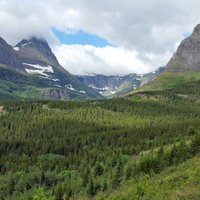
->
16 37 48 49
16 36 59 66
191 24 200 40
0 36 10 47
166 23 200 73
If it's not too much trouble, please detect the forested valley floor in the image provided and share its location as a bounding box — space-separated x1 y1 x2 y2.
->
1 81 200 199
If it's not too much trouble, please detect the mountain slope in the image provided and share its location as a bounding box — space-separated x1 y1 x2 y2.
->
167 24 200 73
0 37 102 101
133 24 200 93
0 37 22 70
95 154 200 200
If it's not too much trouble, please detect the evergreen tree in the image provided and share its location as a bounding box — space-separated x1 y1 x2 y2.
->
87 179 96 196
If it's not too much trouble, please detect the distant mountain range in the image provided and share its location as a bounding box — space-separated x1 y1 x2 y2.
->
76 67 165 97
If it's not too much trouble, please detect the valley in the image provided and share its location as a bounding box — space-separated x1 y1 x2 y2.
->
1 10 200 200
1 79 200 199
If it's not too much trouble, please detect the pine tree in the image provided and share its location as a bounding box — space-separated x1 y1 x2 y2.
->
87 179 96 196
55 184 64 200
112 162 123 189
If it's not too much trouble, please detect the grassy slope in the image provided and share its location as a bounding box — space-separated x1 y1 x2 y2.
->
134 72 200 93
96 71 200 200
96 154 200 200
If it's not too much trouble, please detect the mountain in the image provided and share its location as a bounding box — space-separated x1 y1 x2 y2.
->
134 24 200 93
0 37 22 69
0 37 102 101
76 67 165 97
167 24 200 73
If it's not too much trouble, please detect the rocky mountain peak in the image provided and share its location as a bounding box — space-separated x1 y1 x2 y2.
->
17 37 48 49
0 37 22 69
15 37 60 67
167 23 200 73
0 37 9 47
191 24 200 40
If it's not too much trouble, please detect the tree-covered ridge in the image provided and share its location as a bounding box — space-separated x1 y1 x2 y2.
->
1 81 200 199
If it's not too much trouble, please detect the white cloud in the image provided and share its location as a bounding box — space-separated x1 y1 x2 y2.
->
0 0 200 74
53 44 170 75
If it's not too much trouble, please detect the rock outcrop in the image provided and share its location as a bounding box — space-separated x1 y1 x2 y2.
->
167 24 200 73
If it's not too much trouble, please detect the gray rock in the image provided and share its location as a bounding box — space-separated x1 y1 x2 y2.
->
0 37 23 70
167 24 200 73
40 89 76 100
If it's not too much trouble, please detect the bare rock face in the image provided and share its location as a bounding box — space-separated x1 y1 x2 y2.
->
40 89 77 100
16 37 61 68
167 24 200 73
0 37 23 70
76 67 165 97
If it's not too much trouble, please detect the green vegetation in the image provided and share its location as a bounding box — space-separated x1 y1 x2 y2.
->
0 65 102 101
1 73 200 199
135 71 200 92
97 154 200 200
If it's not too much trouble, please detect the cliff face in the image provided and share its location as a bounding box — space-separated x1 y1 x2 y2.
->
167 24 200 73
0 37 23 70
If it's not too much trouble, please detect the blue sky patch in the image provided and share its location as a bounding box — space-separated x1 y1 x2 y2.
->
183 32 191 38
52 28 112 47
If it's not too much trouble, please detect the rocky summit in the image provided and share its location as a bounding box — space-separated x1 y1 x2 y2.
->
167 24 200 73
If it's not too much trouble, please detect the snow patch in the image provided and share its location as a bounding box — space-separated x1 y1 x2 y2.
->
13 47 19 51
39 76 59 82
22 42 31 47
110 91 116 94
79 90 86 94
66 84 75 91
52 78 60 82
88 85 109 91
65 85 86 94
23 63 54 77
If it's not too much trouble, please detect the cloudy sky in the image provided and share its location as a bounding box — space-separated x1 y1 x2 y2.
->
0 0 199 75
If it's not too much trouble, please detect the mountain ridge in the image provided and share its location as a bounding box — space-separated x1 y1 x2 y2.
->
133 24 200 93
76 67 165 97
0 36 102 100
167 24 200 73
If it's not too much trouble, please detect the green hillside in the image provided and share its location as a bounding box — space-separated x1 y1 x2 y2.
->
0 65 102 101
1 77 200 199
96 154 200 200
134 71 200 93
